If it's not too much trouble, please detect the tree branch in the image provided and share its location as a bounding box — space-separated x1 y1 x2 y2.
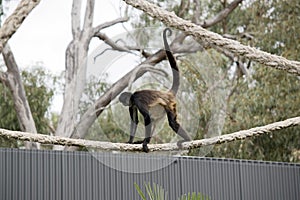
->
123 0 300 75
127 64 168 90
95 32 131 53
92 17 129 35
71 0 82 38
2 44 39 149
201 0 243 28
0 71 7 83
0 0 41 53
83 0 95 31
1 116 299 152
192 0 201 24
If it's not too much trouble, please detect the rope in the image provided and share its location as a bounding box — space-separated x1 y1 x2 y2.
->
0 0 41 52
1 116 299 152
123 0 300 75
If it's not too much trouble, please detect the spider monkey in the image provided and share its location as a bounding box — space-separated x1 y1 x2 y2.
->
119 28 192 152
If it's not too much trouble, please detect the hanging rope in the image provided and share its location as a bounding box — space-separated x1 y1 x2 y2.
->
123 0 300 75
1 116 299 152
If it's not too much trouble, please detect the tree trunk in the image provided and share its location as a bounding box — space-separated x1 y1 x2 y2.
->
53 0 94 150
2 44 39 149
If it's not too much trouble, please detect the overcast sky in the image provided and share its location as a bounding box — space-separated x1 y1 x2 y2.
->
4 0 127 74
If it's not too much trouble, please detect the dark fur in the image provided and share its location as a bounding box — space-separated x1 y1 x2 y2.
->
119 28 191 152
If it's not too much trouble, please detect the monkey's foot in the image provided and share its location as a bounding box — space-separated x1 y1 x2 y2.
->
142 144 149 153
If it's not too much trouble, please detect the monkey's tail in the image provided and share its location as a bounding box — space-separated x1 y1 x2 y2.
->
163 28 180 95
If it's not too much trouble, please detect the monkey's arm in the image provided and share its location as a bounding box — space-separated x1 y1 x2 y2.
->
128 106 138 143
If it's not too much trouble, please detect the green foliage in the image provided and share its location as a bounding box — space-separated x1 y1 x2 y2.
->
79 75 127 142
134 183 147 200
135 182 166 200
22 68 55 134
0 66 56 147
205 0 300 162
209 66 300 162
179 192 210 200
0 84 18 147
134 182 210 200
84 107 128 143
225 0 300 60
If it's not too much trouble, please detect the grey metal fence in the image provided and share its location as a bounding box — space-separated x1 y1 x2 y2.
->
0 148 299 200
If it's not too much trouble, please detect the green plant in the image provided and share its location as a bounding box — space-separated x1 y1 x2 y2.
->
134 182 210 200
134 182 166 200
179 192 210 200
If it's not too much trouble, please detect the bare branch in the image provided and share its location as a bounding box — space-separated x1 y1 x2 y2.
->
2 44 39 149
0 71 7 83
173 41 203 54
92 17 129 35
143 65 168 77
71 0 82 38
177 0 190 18
83 0 95 31
95 32 131 53
127 64 168 90
192 0 201 24
3 45 19 72
201 0 243 28
125 46 152 58
93 44 151 63
1 116 299 152
0 0 41 53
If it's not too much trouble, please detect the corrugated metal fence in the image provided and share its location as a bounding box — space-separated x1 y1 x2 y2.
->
0 148 299 200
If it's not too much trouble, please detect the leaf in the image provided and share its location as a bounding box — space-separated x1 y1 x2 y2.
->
134 183 146 200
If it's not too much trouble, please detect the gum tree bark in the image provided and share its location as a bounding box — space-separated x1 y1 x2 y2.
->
53 0 95 150
0 0 41 149
0 45 39 149
54 0 128 150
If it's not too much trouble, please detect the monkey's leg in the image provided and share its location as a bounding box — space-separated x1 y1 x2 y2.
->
128 107 138 143
166 109 192 142
131 111 153 147
134 118 156 144
128 121 138 143
141 111 152 152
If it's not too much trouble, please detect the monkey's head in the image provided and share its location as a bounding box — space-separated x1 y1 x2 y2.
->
119 92 132 106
